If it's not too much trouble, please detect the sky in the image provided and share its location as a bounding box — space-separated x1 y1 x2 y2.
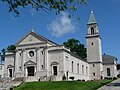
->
0 0 120 63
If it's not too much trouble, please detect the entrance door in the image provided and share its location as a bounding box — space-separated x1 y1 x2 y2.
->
9 69 12 77
53 66 57 76
27 66 34 76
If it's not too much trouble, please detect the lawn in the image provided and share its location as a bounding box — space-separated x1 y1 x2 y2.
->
14 80 112 90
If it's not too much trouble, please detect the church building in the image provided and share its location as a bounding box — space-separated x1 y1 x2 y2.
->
4 11 118 82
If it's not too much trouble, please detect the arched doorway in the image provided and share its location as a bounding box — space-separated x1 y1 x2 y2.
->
7 65 14 78
51 62 59 76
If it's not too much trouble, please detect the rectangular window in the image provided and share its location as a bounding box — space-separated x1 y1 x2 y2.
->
93 73 95 76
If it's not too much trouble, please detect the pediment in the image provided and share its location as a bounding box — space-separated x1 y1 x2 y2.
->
16 31 48 46
24 60 36 66
7 65 14 68
50 62 59 66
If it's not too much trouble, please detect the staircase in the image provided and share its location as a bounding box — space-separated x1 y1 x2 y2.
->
12 77 24 86
12 77 24 82
25 76 38 82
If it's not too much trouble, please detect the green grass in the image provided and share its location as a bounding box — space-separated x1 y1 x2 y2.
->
14 80 112 90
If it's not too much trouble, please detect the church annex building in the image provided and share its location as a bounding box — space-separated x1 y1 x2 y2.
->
4 11 118 82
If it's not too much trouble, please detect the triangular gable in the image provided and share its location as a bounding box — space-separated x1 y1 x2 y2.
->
24 60 36 66
16 31 58 46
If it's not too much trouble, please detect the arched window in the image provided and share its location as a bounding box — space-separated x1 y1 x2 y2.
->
82 65 84 75
77 63 79 74
86 67 88 76
107 68 111 76
91 27 94 35
91 42 94 46
72 61 73 72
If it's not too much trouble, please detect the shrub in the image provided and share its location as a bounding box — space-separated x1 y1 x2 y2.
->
101 76 103 79
69 77 74 80
10 87 13 90
62 74 66 81
104 77 108 80
113 77 117 80
82 79 85 81
77 79 81 81
108 77 112 80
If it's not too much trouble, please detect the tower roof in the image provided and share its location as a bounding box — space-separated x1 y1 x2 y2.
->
88 11 97 24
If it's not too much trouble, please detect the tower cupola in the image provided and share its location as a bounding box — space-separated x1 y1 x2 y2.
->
86 11 100 37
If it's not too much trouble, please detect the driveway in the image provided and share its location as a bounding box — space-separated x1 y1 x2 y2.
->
98 78 120 90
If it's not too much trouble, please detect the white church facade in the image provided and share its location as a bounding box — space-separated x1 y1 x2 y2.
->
4 11 118 82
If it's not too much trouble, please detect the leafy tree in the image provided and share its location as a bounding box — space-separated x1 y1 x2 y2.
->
7 45 16 53
0 45 16 62
0 48 6 62
1 0 87 15
63 38 87 59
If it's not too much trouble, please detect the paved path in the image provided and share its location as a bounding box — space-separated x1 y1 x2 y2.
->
0 82 12 90
98 78 120 90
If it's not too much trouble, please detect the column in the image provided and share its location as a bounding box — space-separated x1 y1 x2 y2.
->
25 67 28 77
15 51 19 73
36 47 40 71
22 49 26 75
8 69 9 77
44 49 48 70
34 66 36 76
44 47 49 76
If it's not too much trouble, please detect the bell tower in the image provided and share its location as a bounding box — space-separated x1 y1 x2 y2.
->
86 11 103 80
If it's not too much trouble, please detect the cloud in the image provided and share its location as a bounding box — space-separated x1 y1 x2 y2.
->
48 12 76 37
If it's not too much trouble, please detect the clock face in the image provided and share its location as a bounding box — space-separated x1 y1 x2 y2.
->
29 51 34 57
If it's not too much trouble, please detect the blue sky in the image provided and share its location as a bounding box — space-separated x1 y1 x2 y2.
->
0 0 120 63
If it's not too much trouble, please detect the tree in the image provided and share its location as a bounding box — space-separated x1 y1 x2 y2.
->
1 0 87 15
0 45 16 62
7 45 16 53
63 38 87 59
0 48 6 62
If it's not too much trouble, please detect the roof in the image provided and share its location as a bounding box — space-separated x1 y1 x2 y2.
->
15 31 58 46
102 54 117 64
0 63 4 65
88 11 97 24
